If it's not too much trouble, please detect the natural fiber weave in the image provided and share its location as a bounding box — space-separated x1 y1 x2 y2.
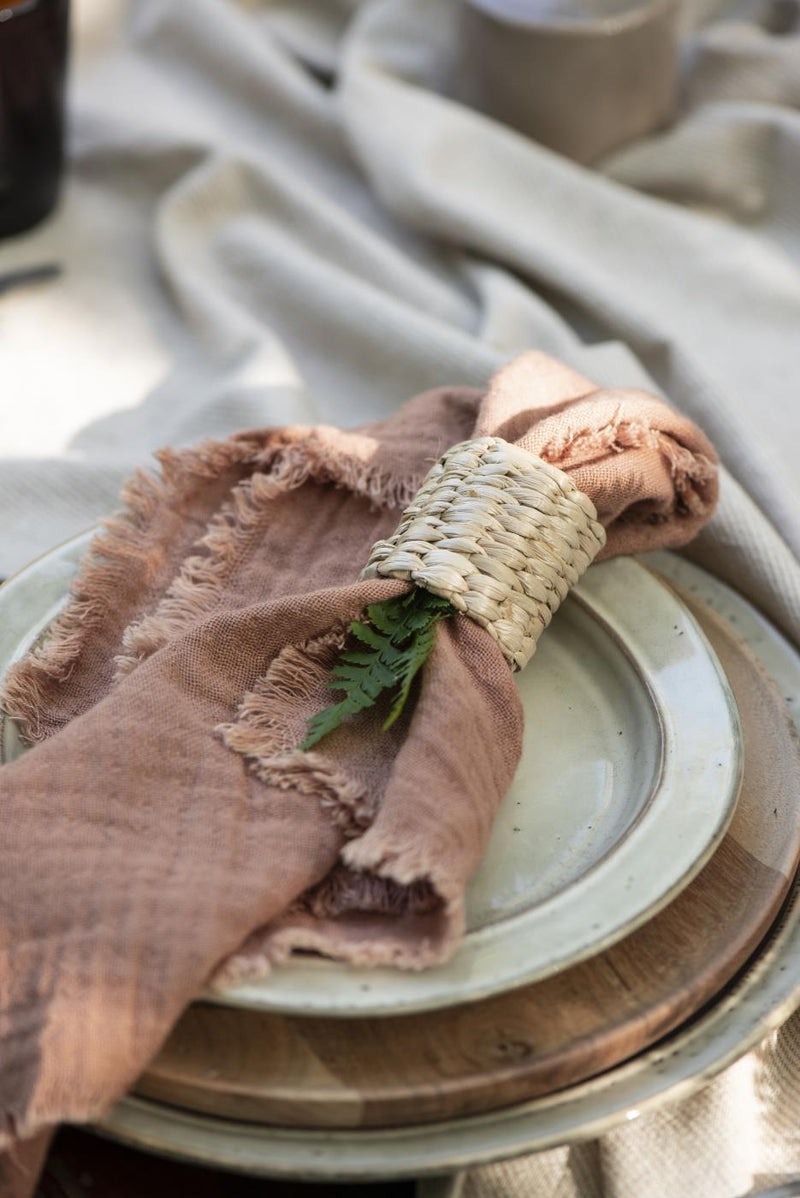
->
361 436 606 670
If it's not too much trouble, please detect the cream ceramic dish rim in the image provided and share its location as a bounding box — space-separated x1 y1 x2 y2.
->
95 557 800 1180
0 533 742 1017
217 553 742 1014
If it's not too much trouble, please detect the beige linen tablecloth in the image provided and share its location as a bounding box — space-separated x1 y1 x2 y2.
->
2 1 800 1194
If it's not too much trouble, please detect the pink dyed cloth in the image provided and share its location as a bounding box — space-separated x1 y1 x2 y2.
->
0 352 716 1148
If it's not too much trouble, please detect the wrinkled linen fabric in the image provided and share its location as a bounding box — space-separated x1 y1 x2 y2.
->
0 351 718 1148
2 0 800 1194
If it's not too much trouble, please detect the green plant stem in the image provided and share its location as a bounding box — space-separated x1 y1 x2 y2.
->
301 588 452 750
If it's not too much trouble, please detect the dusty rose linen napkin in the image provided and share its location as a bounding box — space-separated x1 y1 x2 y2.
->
0 352 717 1148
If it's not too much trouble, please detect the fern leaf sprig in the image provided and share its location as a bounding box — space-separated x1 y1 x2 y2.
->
301 589 452 750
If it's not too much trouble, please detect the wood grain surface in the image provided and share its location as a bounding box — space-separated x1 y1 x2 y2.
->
135 585 800 1129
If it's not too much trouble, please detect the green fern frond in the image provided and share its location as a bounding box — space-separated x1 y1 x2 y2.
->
383 619 438 730
300 588 452 750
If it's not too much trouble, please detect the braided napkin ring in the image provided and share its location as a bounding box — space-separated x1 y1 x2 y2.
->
361 436 606 671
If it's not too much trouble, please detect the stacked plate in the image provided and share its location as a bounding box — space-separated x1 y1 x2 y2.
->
4 536 800 1182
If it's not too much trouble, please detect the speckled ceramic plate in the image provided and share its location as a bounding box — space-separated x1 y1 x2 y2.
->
97 559 800 1181
0 533 742 1016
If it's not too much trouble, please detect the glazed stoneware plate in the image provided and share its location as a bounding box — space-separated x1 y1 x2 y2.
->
135 559 800 1129
100 559 800 1181
0 533 742 1015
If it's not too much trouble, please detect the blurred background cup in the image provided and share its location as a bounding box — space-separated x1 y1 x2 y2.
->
458 0 679 163
0 0 69 239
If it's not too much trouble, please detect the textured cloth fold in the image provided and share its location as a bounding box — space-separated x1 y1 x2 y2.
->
0 351 716 1147
3 0 800 1193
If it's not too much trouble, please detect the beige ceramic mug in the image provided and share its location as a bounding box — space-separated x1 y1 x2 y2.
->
458 0 679 163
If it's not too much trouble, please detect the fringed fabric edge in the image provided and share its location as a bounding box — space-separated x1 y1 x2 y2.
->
1 437 264 743
212 627 460 985
114 431 423 680
216 628 379 839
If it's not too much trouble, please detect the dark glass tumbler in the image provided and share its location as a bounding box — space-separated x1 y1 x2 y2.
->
0 0 69 238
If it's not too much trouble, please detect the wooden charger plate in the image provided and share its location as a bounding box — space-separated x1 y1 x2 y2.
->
135 561 800 1129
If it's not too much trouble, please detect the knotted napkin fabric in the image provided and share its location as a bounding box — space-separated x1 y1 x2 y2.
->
0 352 717 1148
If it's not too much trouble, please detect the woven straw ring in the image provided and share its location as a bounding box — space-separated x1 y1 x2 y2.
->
360 436 607 671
